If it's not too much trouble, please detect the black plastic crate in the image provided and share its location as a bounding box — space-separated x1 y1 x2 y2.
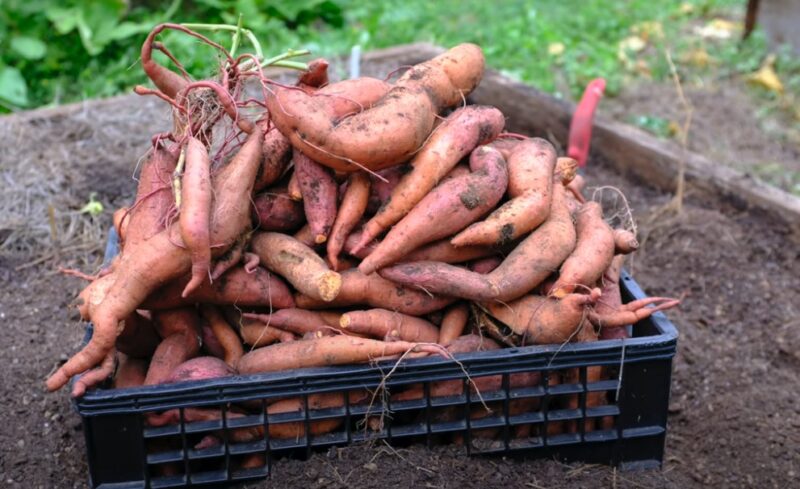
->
74 230 678 488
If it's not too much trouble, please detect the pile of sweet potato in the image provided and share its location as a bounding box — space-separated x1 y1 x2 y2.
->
52 25 680 454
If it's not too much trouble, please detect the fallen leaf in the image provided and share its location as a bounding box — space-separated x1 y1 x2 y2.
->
632 21 664 41
678 3 695 15
694 19 740 40
683 47 712 68
746 54 784 94
548 42 565 57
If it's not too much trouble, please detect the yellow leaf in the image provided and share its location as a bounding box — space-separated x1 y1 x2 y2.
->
548 42 565 56
619 35 646 53
678 3 694 15
746 54 784 94
683 47 712 68
632 21 664 41
694 18 741 39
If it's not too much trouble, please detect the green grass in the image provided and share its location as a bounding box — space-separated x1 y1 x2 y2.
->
1 0 772 111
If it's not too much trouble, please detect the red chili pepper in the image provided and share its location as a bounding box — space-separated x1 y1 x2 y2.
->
567 78 606 167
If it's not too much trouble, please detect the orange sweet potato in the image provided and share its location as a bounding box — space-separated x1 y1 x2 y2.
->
359 144 508 274
340 309 439 343
451 138 557 247
200 305 243 368
551 201 615 297
294 150 338 243
250 232 341 302
483 291 598 345
266 45 484 172
142 266 294 310
180 136 212 297
252 189 305 232
244 309 343 336
294 268 455 315
238 335 441 374
47 127 263 392
354 105 504 252
438 303 470 345
254 128 291 192
145 307 201 385
327 172 370 270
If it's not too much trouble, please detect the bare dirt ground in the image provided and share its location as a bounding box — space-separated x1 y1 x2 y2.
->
1 75 799 488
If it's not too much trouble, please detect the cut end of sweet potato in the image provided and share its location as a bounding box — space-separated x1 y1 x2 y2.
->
315 234 328 244
317 271 342 302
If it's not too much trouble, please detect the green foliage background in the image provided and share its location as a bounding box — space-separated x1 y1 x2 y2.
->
0 0 791 113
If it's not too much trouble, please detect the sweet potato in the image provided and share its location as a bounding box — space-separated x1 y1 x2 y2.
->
359 144 508 274
293 224 316 247
551 201 615 297
483 292 598 344
254 129 291 192
287 171 302 201
438 303 470 345
200 318 227 359
116 311 159 359
565 173 586 203
240 316 289 347
113 207 129 245
244 309 342 336
250 232 341 302
252 190 305 232
47 127 263 392
238 335 441 374
297 58 329 90
328 172 370 270
294 150 338 243
379 262 499 302
125 143 179 251
140 25 188 99
613 228 639 255
266 45 484 172
589 297 680 329
378 184 576 301
555 157 579 186
340 309 439 343
200 305 243 368
294 268 455 315
451 138 557 247
113 353 147 389
595 255 626 340
180 136 213 298
71 349 116 397
488 183 577 301
354 105 504 252
142 266 294 310
165 356 236 383
316 77 391 117
366 164 409 214
468 256 502 274
210 237 245 281
145 307 201 385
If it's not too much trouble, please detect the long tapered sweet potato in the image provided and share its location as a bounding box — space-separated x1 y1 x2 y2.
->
266 45 484 172
200 305 243 368
613 228 639 255
378 179 576 302
438 303 470 345
328 172 370 270
238 335 440 374
47 127 264 392
251 232 341 302
551 201 615 297
244 309 342 336
252 190 305 232
254 129 291 192
125 143 179 251
359 144 508 274
210 237 245 281
340 309 439 343
240 316 289 347
142 266 294 310
596 255 627 340
180 136 213 297
145 307 201 385
294 268 455 315
484 292 598 344
140 25 188 99
354 105 504 251
488 183 577 301
451 138 557 247
294 150 338 243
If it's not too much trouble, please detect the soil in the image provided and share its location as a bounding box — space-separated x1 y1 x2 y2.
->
1 77 799 488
